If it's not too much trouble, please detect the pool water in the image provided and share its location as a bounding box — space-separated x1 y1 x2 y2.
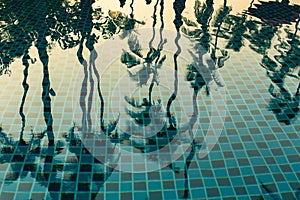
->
0 0 299 199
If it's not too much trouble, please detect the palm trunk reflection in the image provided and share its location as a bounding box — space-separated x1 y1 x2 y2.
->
19 51 30 142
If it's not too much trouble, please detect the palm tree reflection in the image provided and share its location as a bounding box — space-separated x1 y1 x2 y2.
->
245 22 278 55
118 0 210 198
19 50 32 141
43 127 116 200
211 0 231 67
243 5 299 125
0 0 146 198
121 35 166 87
98 10 145 40
263 21 300 125
182 0 228 94
118 0 167 137
1 132 44 184
120 0 168 140
0 125 115 199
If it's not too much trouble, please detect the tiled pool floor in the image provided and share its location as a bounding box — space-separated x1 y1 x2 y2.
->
0 0 299 199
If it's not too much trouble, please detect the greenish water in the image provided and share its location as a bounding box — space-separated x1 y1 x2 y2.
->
0 0 299 199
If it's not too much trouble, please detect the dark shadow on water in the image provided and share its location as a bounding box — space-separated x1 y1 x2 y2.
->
246 0 300 26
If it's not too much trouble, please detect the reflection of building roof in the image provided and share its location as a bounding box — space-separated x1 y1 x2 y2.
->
246 1 300 26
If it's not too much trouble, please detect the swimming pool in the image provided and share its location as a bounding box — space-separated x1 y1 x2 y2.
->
0 0 299 199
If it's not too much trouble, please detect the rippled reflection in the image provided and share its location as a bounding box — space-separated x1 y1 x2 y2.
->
0 0 299 199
